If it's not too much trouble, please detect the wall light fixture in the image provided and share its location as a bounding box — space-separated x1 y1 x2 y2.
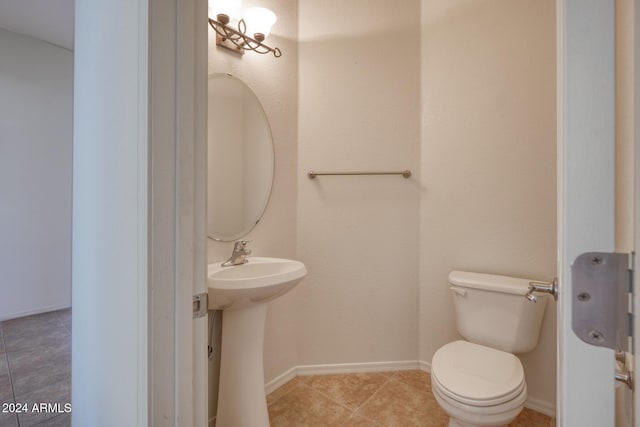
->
209 1 282 57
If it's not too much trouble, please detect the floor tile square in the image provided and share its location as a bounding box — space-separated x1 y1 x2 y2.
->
8 342 70 397
32 412 71 426
1 311 63 337
0 351 8 376
0 412 19 427
509 408 553 426
267 377 304 405
304 372 390 410
268 384 351 427
392 370 433 394
0 372 13 399
15 378 71 427
3 326 70 355
355 379 448 427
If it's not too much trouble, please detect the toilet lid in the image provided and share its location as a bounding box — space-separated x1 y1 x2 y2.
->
432 340 525 407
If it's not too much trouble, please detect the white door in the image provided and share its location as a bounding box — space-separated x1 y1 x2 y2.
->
172 0 209 425
558 0 628 426
151 0 209 424
73 0 208 424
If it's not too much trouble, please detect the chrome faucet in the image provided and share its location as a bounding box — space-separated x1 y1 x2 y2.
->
221 240 251 267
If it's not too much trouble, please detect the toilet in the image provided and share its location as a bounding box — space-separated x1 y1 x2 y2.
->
430 271 548 427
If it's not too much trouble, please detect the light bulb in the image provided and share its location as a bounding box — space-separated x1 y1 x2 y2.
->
243 7 277 41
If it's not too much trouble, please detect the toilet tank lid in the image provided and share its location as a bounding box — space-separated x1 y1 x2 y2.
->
448 271 535 296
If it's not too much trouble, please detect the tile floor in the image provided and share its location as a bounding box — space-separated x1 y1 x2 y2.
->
267 370 555 427
0 309 71 427
0 310 553 427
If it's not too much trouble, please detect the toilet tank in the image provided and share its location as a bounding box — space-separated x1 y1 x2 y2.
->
449 270 548 353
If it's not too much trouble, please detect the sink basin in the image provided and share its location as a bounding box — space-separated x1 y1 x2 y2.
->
207 257 307 310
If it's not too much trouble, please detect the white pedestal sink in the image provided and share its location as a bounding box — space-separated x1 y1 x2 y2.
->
208 257 307 427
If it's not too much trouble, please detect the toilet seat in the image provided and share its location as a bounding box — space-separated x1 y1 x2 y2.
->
432 379 527 427
431 340 525 407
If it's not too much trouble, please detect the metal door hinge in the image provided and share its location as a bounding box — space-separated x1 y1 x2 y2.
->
571 252 633 353
193 292 208 319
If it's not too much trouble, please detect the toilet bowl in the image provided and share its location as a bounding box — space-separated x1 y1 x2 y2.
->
430 271 549 427
431 340 527 427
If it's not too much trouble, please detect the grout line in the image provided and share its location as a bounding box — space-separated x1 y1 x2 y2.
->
266 379 303 407
268 373 379 422
60 308 72 337
340 412 385 427
0 325 20 427
389 370 433 394
298 382 355 414
339 372 396 427
292 378 369 424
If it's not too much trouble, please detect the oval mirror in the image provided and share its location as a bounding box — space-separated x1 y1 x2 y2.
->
207 74 274 241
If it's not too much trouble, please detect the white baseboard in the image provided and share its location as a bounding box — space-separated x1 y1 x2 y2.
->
0 304 71 321
524 395 556 418
265 366 298 395
265 359 556 418
296 360 421 377
265 360 420 394
265 360 420 395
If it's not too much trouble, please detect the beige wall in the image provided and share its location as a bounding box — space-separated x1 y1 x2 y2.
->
419 0 557 413
296 0 421 366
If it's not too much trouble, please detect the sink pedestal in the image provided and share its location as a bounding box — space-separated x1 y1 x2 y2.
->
216 303 270 427
208 257 307 426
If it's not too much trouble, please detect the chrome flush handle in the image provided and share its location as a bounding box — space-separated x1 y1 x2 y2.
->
525 278 558 302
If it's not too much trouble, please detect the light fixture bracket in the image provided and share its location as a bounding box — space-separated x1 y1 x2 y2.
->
208 17 282 58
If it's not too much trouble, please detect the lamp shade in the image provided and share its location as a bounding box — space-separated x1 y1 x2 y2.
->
210 0 242 20
244 7 277 39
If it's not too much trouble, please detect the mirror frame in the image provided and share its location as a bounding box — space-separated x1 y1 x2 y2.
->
207 73 275 242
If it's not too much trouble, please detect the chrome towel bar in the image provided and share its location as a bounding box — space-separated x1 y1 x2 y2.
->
307 170 411 179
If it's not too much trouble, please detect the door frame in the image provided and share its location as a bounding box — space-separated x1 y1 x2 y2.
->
557 0 617 425
175 0 209 425
634 0 640 423
150 0 208 424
